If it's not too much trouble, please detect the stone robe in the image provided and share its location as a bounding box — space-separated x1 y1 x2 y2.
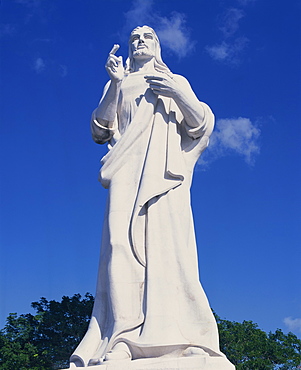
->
70 73 223 367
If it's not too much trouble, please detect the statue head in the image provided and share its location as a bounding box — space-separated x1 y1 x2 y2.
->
125 25 171 75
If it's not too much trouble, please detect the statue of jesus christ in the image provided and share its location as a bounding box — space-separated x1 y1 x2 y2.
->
69 26 235 370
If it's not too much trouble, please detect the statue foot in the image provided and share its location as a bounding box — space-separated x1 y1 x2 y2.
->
88 357 102 365
183 347 209 357
104 342 131 362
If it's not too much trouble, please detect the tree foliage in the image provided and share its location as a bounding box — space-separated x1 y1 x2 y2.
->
0 293 93 369
0 294 300 370
215 313 301 370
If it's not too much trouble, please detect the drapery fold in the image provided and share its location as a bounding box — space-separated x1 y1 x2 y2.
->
70 89 219 368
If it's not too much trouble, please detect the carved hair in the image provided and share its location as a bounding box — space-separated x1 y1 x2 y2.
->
125 26 172 76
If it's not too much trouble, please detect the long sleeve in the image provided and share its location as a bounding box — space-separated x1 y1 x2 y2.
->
90 109 116 144
183 101 215 140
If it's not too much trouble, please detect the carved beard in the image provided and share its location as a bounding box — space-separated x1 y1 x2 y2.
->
133 49 154 58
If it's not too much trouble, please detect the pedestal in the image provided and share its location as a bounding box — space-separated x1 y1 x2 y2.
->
61 355 235 370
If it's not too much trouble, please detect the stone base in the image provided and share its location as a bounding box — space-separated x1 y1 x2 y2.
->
61 355 235 370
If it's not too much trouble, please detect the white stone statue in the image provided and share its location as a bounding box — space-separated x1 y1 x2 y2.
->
68 26 235 369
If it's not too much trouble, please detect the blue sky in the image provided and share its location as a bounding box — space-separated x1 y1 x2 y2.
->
0 0 300 338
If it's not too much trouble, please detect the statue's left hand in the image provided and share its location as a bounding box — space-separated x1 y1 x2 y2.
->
144 75 182 99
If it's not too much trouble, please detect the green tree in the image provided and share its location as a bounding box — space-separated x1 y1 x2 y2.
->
1 294 300 369
0 312 51 370
215 313 301 370
0 293 93 370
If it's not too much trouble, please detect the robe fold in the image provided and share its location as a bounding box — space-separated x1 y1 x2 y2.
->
70 75 222 367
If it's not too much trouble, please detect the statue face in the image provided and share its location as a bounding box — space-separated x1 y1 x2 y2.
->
130 26 156 60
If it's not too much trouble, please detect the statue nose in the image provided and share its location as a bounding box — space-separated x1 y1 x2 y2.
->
138 38 145 44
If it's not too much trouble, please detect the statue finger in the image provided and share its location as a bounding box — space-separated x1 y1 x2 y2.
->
109 44 120 55
144 75 164 81
107 54 120 64
148 81 164 89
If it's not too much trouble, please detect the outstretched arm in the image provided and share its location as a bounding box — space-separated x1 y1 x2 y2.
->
144 74 214 138
91 45 124 144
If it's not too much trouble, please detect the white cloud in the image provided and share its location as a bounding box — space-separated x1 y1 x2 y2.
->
206 37 249 65
284 317 301 333
156 12 195 58
199 117 260 168
206 5 250 64
124 0 194 58
237 0 256 6
219 8 245 38
124 0 154 27
206 42 229 61
33 57 45 73
32 58 68 76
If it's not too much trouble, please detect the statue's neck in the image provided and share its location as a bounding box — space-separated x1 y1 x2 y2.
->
132 57 156 73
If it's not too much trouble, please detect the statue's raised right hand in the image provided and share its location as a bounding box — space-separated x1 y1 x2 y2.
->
105 44 124 82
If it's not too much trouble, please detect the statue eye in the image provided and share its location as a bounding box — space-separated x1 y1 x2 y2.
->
144 34 153 39
131 35 139 41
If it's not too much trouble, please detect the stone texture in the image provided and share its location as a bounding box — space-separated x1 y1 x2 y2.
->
63 25 235 370
63 354 235 370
